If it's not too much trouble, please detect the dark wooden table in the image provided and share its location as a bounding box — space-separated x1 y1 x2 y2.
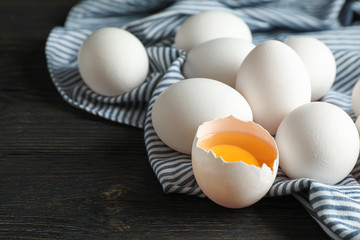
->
0 1 329 239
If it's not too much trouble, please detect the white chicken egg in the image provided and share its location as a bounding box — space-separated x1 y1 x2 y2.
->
192 116 279 208
151 78 253 155
356 116 360 137
285 36 336 101
276 102 359 185
174 11 252 53
235 40 311 135
77 27 149 97
182 38 255 87
352 79 360 117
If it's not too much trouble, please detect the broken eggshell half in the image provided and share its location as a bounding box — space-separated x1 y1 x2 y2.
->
191 116 279 208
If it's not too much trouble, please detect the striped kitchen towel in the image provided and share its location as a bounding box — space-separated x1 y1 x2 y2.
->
45 0 360 239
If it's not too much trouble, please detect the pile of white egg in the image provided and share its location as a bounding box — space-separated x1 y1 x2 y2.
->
77 11 360 209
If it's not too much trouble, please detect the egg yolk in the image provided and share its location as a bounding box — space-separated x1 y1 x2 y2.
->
210 144 260 167
199 131 276 170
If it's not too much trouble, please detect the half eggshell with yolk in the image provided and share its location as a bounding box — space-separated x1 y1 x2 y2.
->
191 116 279 208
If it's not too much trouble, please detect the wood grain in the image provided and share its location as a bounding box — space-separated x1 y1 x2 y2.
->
0 1 329 239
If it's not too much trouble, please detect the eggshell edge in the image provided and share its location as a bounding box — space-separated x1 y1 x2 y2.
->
191 116 279 208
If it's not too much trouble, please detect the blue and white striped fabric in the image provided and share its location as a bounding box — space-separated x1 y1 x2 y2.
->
46 0 360 239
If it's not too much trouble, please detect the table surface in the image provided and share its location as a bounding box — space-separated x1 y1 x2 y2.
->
0 1 330 239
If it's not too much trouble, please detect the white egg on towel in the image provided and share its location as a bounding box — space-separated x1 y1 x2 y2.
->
352 79 360 117
183 38 255 87
175 11 252 53
276 102 359 185
235 40 311 135
151 78 253 155
285 36 337 101
78 27 149 97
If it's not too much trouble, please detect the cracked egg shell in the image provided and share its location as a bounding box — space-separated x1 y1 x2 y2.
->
191 116 279 208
